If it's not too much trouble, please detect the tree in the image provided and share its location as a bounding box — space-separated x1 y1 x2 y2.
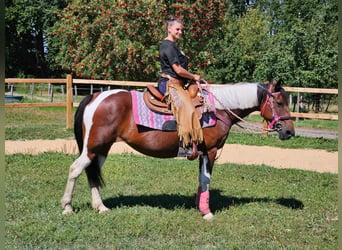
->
203 7 270 83
48 0 226 81
254 0 337 88
204 0 337 88
5 0 67 77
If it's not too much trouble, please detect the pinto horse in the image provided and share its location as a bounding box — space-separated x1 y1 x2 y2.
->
61 80 295 220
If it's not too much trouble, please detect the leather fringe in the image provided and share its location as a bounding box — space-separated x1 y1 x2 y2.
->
168 83 203 147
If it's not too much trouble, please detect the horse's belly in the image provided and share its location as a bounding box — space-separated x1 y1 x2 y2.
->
127 131 180 158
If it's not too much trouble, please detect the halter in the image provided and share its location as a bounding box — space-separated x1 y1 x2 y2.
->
260 85 292 132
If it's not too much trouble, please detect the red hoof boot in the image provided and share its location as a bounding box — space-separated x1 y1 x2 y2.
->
187 142 199 160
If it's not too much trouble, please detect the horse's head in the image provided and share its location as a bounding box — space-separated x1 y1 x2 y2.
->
259 80 295 140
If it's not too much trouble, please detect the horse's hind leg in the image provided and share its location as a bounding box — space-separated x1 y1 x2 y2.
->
87 154 110 214
61 153 91 214
61 152 110 214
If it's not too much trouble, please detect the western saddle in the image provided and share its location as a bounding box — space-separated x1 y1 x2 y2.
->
144 84 205 118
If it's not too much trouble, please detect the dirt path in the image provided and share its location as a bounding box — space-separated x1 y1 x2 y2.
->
5 139 337 174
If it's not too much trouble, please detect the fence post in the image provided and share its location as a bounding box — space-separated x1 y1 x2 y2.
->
50 85 54 103
30 84 34 99
66 74 73 129
74 85 78 102
61 85 65 98
296 91 300 122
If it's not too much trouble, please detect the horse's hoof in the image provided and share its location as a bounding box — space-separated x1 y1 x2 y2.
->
98 206 111 214
62 205 74 215
203 212 214 221
99 209 111 214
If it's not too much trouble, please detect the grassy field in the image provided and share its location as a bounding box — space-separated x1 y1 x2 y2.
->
5 153 337 249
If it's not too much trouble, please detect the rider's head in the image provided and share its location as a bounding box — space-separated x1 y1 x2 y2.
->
166 16 183 41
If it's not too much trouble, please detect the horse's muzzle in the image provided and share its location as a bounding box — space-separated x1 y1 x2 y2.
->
276 122 295 140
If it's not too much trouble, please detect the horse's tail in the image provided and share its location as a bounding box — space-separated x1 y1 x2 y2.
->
74 94 93 153
74 94 105 188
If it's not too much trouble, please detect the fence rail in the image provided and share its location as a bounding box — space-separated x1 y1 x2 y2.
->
5 75 338 128
283 87 337 94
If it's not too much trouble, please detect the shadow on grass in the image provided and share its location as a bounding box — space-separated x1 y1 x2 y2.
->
102 189 304 213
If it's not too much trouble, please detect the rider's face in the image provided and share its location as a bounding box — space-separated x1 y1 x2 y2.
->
167 22 183 41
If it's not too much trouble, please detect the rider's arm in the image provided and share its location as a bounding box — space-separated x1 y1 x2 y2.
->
171 63 200 81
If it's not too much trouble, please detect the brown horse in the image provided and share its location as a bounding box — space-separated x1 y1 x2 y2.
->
61 80 295 220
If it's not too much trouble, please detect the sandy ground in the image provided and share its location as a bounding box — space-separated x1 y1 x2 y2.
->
5 139 338 174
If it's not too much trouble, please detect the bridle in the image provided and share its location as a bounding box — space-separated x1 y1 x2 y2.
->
259 85 292 132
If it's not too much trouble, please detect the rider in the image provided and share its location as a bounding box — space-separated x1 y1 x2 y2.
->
157 15 203 159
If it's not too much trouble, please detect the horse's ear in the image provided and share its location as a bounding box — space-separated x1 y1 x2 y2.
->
273 79 283 92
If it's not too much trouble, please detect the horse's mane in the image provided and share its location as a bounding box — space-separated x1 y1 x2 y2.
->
209 82 260 110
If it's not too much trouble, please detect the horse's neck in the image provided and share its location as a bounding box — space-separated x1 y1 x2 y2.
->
210 83 259 110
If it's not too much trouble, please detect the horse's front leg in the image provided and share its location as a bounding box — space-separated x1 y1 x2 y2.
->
196 151 215 221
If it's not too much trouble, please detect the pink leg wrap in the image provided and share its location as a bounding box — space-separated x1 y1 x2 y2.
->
196 187 211 215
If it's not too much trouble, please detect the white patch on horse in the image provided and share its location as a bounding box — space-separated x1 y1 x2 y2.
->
82 90 128 154
210 83 258 110
199 154 211 192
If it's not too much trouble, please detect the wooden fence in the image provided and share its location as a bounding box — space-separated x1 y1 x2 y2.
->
5 75 338 128
284 86 338 121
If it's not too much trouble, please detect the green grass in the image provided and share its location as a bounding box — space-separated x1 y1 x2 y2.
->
227 132 337 152
5 153 337 249
5 107 75 140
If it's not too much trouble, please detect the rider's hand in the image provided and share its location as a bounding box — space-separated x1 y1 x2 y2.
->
192 74 201 81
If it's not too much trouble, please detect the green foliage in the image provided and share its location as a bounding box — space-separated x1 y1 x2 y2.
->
204 0 337 87
252 0 337 87
5 0 67 77
205 7 270 83
5 153 337 248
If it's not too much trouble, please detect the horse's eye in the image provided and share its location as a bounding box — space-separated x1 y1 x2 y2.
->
276 101 283 106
